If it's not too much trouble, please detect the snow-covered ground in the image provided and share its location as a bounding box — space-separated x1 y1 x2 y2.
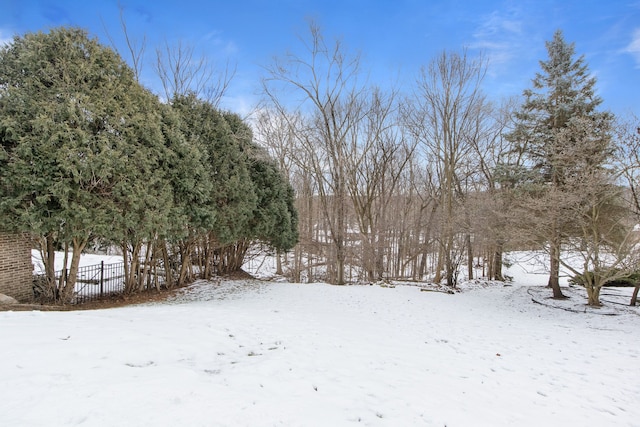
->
31 249 125 273
1 254 638 426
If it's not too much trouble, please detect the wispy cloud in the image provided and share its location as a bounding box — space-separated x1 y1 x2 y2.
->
203 30 239 55
475 10 523 38
470 9 527 69
624 28 640 67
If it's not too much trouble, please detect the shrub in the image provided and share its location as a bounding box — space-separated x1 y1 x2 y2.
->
569 270 640 287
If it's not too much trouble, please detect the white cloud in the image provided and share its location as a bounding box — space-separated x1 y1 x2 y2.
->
624 28 640 67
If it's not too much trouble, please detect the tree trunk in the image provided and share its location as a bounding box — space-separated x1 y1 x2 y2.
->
487 241 504 281
466 233 473 280
276 248 283 275
445 234 456 288
160 240 173 288
548 237 565 298
61 237 88 303
178 240 193 286
138 241 153 291
336 241 346 285
418 246 428 281
493 242 504 281
292 246 302 283
202 236 212 279
375 238 384 281
122 240 143 293
362 234 373 281
434 242 444 283
43 233 57 294
122 242 130 292
586 284 602 306
630 285 639 306
445 250 455 288
59 242 69 292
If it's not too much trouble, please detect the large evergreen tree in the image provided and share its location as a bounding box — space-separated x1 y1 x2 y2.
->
1 27 300 299
0 27 169 301
248 153 299 251
170 95 258 276
505 30 614 299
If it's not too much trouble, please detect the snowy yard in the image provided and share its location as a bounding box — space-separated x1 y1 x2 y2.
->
1 257 639 426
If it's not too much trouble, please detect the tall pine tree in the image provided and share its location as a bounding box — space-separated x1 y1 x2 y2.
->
505 30 614 299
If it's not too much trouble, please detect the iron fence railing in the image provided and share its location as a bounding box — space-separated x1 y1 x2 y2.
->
34 251 262 304
73 261 126 304
35 260 169 304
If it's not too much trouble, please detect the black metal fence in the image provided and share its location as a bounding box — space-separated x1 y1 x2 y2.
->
35 260 168 304
73 261 127 304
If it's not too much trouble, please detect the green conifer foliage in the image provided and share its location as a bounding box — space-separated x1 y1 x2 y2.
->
171 95 257 245
1 27 300 295
0 27 170 301
248 155 299 251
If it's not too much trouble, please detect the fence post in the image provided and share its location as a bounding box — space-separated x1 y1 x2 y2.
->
100 261 104 297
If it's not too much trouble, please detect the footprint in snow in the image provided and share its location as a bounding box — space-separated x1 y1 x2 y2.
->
125 361 155 368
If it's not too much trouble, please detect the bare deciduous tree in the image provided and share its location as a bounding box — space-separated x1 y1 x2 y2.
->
262 21 366 285
469 97 519 281
615 113 640 305
344 87 416 281
404 50 487 287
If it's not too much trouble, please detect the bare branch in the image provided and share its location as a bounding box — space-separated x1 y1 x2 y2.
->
100 3 146 81
155 39 236 105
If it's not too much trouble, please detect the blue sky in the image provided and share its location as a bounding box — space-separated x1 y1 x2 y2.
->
2 0 639 116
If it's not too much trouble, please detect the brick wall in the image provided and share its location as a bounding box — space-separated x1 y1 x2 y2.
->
0 232 34 302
